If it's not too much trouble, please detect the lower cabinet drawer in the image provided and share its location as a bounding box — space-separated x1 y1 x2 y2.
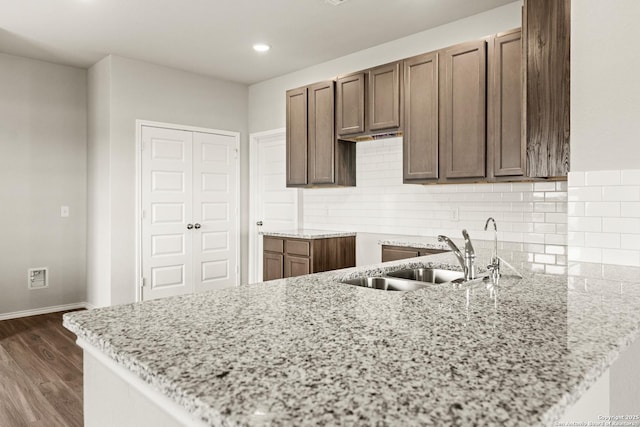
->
285 239 311 256
264 237 284 253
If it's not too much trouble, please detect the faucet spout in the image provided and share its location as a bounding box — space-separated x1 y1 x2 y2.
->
484 217 500 279
438 233 476 280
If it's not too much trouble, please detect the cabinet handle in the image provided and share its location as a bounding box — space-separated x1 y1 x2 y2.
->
194 223 201 229
187 224 194 230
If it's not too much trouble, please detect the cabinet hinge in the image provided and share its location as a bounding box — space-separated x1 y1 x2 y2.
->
141 277 146 288
234 148 239 159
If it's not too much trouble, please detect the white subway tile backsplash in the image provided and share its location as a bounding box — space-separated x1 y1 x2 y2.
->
585 232 621 249
584 201 621 217
567 169 640 268
602 186 640 201
534 182 557 192
567 202 585 217
621 202 640 217
568 246 602 263
585 170 621 186
621 170 640 185
568 171 585 187
621 234 640 250
568 216 602 232
602 217 640 234
568 187 602 202
602 249 640 267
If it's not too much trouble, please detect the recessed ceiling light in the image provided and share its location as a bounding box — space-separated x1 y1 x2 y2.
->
253 43 271 53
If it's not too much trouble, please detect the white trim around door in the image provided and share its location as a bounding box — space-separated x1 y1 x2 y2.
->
135 120 241 302
248 128 301 284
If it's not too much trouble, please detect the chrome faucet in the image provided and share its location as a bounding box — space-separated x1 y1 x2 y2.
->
484 217 500 279
438 230 476 281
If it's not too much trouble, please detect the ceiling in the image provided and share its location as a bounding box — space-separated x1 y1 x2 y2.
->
0 0 514 85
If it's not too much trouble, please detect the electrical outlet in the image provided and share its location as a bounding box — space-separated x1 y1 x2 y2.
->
61 206 69 217
451 208 459 222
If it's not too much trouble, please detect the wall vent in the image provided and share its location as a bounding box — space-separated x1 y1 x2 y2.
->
28 268 49 289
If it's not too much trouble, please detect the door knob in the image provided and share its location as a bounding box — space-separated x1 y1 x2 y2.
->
194 223 201 229
187 224 194 230
256 221 263 226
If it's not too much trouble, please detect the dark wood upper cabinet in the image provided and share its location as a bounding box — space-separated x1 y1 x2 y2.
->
524 0 570 178
488 29 525 178
368 62 401 132
336 73 365 136
286 81 355 188
286 87 308 186
440 40 487 180
308 81 336 185
403 52 439 182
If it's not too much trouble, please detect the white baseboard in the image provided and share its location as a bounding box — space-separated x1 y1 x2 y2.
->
0 302 93 321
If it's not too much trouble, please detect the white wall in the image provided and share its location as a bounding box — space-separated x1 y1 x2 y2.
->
88 55 249 306
0 53 87 315
249 1 522 133
571 0 640 172
87 56 112 307
568 0 640 267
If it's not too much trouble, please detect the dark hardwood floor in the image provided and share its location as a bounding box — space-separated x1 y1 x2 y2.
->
0 310 83 427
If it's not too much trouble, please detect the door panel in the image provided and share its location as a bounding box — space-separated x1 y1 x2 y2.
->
192 131 238 292
368 62 401 131
336 73 365 135
308 81 335 185
286 88 308 186
403 52 439 181
141 126 194 300
441 40 487 179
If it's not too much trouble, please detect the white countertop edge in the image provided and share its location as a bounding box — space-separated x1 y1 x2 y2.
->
77 338 209 427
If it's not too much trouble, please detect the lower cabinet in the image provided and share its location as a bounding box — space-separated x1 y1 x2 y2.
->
263 236 356 280
381 245 448 262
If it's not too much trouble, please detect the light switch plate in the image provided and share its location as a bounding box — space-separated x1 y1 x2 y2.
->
61 206 69 217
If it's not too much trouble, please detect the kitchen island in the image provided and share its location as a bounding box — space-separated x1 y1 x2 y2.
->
63 250 640 426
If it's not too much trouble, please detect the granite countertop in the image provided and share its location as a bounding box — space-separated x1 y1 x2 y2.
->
259 229 357 239
63 250 640 426
379 236 451 251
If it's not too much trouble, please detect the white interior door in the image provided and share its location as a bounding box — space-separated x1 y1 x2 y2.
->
249 130 300 283
141 126 194 300
141 124 239 301
192 131 239 292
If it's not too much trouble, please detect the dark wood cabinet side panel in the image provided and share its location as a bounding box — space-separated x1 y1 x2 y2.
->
336 73 366 136
286 88 308 186
368 62 401 131
308 81 336 185
525 0 570 178
321 236 356 271
440 41 487 180
263 252 284 281
403 52 439 182
335 140 356 187
489 30 525 177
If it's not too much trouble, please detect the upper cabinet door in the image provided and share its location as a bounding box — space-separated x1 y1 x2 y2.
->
440 40 487 179
336 73 365 136
524 0 570 178
308 81 336 185
489 29 525 177
286 87 308 186
368 62 401 131
403 52 439 182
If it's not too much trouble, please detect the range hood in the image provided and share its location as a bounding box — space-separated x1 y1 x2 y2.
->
338 131 403 142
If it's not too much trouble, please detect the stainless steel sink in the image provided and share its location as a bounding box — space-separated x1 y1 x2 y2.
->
341 276 430 292
341 267 465 291
385 267 464 283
